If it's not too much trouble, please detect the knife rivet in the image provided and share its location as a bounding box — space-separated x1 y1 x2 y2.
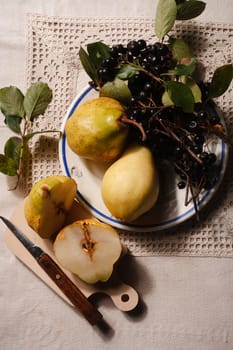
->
56 274 61 280
121 294 129 302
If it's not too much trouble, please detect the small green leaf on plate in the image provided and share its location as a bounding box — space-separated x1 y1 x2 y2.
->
116 65 139 80
99 78 132 105
4 115 22 134
0 154 18 176
180 76 202 103
169 37 193 60
162 90 174 106
208 64 233 99
23 82 53 121
87 42 110 69
165 57 196 76
0 86 25 118
79 47 99 85
166 80 195 113
155 0 177 40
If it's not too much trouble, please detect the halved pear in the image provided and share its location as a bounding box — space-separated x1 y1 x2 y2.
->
24 175 77 238
53 219 122 284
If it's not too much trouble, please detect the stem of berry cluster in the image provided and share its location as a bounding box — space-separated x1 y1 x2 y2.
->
121 115 147 141
157 118 203 164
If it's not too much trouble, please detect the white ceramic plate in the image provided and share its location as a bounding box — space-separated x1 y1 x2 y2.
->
59 86 228 232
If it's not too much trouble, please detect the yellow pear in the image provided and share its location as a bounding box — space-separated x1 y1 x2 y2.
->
24 175 77 238
65 97 129 162
101 143 159 222
53 219 122 284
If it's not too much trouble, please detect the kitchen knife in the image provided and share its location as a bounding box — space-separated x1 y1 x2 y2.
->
0 216 103 326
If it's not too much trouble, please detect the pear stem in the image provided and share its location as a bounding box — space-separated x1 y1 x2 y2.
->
121 115 147 141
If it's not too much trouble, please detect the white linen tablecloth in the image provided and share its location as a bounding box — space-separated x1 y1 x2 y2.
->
0 1 233 349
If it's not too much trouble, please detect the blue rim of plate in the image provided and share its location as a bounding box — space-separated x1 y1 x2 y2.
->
59 86 228 232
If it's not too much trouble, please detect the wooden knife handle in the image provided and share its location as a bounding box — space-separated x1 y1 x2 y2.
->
37 253 103 325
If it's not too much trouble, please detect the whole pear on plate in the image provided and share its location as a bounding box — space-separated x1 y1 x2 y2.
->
101 143 159 222
24 175 77 238
53 219 122 284
65 97 129 162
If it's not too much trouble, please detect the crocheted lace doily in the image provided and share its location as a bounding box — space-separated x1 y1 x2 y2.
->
25 14 233 257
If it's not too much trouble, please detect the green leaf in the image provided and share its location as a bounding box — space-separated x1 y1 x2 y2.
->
4 136 22 167
0 86 25 118
166 57 196 76
116 65 139 80
180 76 202 103
169 37 193 60
208 64 233 99
4 115 22 134
87 42 110 69
166 80 195 112
0 136 22 176
0 154 18 176
176 0 206 20
79 47 99 85
162 91 174 106
100 78 132 105
155 0 177 40
23 82 53 121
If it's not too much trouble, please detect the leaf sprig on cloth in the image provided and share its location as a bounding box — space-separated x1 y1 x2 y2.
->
0 82 60 189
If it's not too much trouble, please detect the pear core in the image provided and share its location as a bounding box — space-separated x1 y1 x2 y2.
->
101 143 159 222
65 97 129 162
53 219 122 284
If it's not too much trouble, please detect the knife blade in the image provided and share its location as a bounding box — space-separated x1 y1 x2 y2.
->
0 216 103 326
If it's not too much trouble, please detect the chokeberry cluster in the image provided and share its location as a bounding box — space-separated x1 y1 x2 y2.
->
97 40 174 87
91 39 225 212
